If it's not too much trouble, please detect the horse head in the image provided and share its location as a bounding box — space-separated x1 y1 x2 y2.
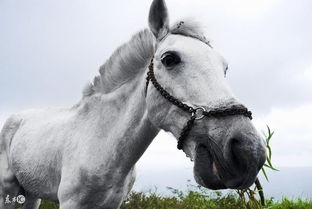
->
145 0 266 190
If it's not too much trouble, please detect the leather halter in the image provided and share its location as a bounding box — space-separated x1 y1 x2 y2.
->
145 58 252 150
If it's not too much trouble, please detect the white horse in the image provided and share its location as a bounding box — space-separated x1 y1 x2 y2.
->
0 0 266 208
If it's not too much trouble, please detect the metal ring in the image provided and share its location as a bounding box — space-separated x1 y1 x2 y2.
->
192 107 206 120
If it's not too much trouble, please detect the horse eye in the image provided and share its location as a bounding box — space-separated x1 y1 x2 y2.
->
161 52 181 68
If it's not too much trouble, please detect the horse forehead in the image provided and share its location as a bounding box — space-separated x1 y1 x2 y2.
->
157 34 210 56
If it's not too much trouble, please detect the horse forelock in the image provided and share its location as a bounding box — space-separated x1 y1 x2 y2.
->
170 19 211 47
82 19 210 97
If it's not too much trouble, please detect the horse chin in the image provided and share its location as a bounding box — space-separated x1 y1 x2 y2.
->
193 144 227 190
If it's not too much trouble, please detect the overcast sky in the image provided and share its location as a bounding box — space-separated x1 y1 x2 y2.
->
1 0 312 193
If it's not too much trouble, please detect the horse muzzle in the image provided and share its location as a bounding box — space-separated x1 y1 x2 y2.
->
192 117 267 190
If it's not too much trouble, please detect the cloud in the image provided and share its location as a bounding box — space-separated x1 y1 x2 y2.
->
301 65 312 81
1 0 312 168
0 1 311 198
254 104 312 166
136 131 193 172
1 0 312 116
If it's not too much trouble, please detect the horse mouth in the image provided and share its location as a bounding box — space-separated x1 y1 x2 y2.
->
193 144 227 190
193 143 260 190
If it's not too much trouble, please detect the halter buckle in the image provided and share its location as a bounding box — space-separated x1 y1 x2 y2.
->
192 107 206 120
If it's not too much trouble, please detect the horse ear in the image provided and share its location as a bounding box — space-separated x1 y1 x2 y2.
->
148 0 169 40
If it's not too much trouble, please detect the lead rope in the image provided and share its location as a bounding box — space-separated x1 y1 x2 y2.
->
145 58 252 150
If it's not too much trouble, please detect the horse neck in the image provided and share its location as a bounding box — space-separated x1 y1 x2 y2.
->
79 67 159 172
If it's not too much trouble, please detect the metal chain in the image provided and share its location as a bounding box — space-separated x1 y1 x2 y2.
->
146 58 253 150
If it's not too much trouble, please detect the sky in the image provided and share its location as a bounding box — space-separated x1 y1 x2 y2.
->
1 0 312 197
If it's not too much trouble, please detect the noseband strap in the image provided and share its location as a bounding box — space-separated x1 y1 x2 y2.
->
145 58 252 150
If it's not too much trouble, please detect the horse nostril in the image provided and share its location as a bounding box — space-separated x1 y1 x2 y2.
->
228 137 247 171
227 135 266 174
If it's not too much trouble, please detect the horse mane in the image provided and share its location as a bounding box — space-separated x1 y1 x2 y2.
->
82 19 209 97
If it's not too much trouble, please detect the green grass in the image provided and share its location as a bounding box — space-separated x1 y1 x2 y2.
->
120 190 312 209
14 188 312 209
